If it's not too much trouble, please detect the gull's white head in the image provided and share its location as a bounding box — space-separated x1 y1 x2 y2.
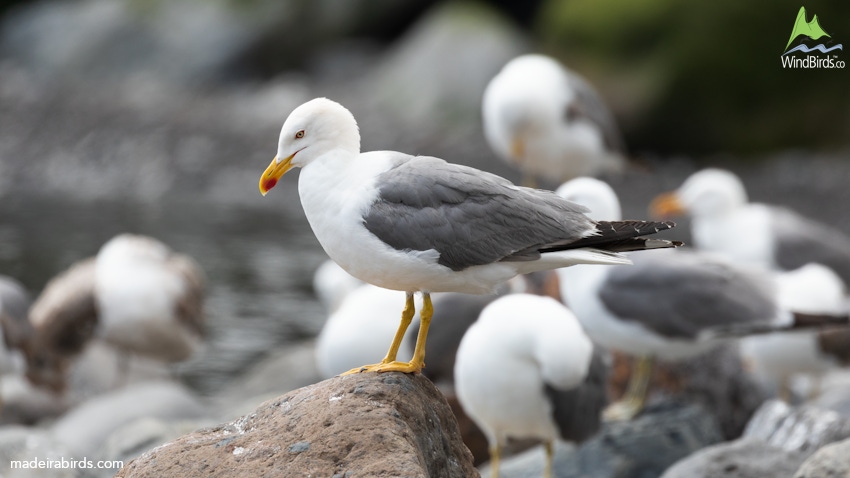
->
650 168 748 218
97 234 171 265
259 98 361 195
556 177 622 221
482 54 568 163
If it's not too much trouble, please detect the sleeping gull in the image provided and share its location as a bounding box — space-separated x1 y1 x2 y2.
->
454 293 607 478
25 234 205 393
483 54 625 186
259 97 679 375
95 234 205 363
556 177 849 419
650 168 850 285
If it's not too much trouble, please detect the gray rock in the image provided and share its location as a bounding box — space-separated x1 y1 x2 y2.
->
744 400 850 456
486 401 723 478
51 381 209 458
362 2 527 126
64 342 174 405
794 437 850 478
652 343 770 440
663 400 850 478
0 375 67 425
660 438 809 478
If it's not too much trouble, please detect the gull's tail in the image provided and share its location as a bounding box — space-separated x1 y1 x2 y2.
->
544 220 683 254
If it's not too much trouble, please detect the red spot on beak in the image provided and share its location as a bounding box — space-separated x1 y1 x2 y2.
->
261 176 278 192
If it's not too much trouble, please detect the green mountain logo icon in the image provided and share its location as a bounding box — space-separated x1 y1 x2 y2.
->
785 6 831 51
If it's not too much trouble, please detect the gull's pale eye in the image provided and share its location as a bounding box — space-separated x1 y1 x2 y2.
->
295 130 305 139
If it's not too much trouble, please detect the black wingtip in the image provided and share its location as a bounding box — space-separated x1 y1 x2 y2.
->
792 312 850 329
702 313 850 340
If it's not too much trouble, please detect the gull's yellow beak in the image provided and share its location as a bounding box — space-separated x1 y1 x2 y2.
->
649 192 687 219
259 154 294 196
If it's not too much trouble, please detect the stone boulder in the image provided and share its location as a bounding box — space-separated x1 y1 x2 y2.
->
794 437 850 478
661 400 850 478
487 401 723 478
607 344 769 440
117 373 478 477
660 438 809 478
743 400 850 455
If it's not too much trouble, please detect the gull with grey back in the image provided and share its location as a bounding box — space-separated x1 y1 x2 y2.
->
556 177 850 420
258 98 679 376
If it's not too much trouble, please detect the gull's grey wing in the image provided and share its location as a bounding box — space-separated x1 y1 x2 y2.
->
364 156 677 271
545 345 608 443
771 207 850 285
598 251 779 339
562 72 625 154
364 156 595 271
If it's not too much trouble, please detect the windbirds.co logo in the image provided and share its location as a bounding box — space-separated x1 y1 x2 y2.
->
781 6 844 68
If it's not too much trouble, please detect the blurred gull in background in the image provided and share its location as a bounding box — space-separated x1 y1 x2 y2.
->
556 177 849 420
740 263 850 400
483 54 626 186
454 293 607 478
95 234 205 364
651 168 850 400
651 168 850 287
26 234 205 395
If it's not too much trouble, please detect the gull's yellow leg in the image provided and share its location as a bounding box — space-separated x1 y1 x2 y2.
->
489 444 501 478
603 355 655 421
380 292 416 363
405 292 432 372
544 440 554 478
341 292 431 375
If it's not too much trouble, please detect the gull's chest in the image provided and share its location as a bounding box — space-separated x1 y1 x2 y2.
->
297 156 399 266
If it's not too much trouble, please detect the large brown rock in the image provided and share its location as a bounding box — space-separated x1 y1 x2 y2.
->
116 372 478 477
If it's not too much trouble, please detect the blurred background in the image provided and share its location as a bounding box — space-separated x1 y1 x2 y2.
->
0 0 848 472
